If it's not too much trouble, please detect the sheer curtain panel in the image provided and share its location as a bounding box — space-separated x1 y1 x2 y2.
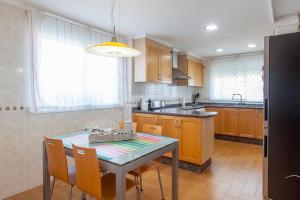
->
28 9 130 112
207 53 263 102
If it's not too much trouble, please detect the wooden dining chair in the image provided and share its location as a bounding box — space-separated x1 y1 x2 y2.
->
119 121 138 132
44 137 76 200
72 144 141 200
129 124 165 200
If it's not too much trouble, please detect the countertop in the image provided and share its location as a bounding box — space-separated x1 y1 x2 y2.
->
133 107 217 118
133 102 263 118
198 102 263 109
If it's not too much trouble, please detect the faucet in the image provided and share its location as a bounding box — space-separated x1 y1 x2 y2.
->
232 94 243 104
192 93 200 105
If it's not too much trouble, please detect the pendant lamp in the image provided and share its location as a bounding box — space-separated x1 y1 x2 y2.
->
85 0 140 57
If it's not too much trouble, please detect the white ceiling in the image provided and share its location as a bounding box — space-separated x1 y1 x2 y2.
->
10 0 298 58
272 0 300 20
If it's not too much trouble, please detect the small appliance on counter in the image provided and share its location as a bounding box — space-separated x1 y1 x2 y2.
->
140 98 151 111
151 100 162 110
181 97 186 107
161 100 166 108
151 99 168 110
140 99 167 110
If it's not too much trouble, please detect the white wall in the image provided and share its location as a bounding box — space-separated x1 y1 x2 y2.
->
0 3 122 198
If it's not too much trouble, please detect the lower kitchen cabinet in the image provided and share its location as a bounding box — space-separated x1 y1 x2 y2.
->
206 107 223 133
222 108 238 136
256 110 264 139
237 109 257 138
133 113 215 165
132 113 158 132
206 107 264 139
159 115 179 158
177 117 202 164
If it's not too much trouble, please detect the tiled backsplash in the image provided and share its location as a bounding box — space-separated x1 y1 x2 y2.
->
0 3 123 199
132 82 205 106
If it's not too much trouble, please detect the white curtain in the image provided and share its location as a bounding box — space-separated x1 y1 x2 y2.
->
207 54 263 102
27 9 131 113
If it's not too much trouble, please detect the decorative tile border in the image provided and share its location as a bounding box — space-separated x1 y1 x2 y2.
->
0 106 25 111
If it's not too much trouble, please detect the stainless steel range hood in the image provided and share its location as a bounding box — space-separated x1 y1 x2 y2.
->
172 51 191 80
172 68 192 80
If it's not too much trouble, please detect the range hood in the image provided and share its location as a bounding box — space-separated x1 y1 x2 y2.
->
172 51 191 80
172 68 192 80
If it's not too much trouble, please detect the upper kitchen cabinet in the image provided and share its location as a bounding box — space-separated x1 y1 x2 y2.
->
133 38 172 84
177 54 204 87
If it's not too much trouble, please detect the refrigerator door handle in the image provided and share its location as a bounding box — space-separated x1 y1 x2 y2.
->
285 175 300 180
264 135 268 158
264 98 268 121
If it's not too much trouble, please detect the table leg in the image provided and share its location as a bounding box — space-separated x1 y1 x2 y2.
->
43 142 50 200
172 143 179 200
116 168 126 200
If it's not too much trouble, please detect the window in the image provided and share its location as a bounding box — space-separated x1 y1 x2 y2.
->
207 54 263 102
29 10 126 112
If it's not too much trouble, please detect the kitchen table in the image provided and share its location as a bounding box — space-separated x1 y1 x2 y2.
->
43 131 179 200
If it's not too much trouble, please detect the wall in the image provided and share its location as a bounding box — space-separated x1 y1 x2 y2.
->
0 3 122 199
132 82 204 105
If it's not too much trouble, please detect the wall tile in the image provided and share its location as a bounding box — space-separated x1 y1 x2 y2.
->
0 3 123 199
132 82 204 106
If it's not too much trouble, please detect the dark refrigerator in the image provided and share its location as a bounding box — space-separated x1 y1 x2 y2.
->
264 31 300 200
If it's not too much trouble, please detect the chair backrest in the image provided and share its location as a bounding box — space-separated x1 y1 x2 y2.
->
44 137 69 183
132 122 137 132
142 124 162 135
119 121 138 132
72 144 102 200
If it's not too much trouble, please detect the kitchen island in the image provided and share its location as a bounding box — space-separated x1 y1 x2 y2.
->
133 108 217 173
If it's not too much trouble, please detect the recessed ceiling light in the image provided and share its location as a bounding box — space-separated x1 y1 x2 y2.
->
205 24 218 31
248 43 257 48
216 48 224 52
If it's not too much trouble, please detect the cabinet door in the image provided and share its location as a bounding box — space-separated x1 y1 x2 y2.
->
159 49 172 84
178 117 201 164
146 45 160 82
187 60 195 86
256 110 264 139
132 113 158 132
194 63 204 87
222 108 238 136
206 107 223 133
160 115 179 158
237 109 257 138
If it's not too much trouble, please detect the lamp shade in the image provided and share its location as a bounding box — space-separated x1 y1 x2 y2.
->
85 41 141 57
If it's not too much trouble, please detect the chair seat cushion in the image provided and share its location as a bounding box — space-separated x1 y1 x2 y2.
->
101 173 136 199
128 161 161 176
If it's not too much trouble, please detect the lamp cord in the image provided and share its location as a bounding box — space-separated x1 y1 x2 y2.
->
111 0 116 37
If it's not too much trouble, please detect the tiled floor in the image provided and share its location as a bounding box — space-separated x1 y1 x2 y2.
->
6 139 263 200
